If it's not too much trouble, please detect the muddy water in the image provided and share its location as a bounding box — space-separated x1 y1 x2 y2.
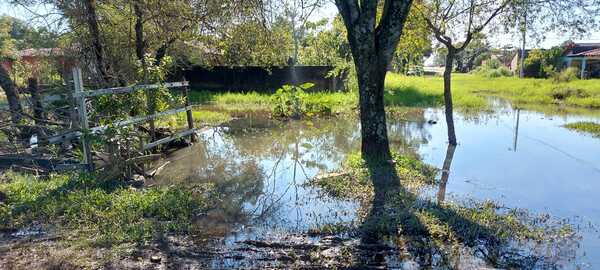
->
155 102 600 269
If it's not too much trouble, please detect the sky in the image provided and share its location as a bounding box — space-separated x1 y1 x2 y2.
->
3 0 600 49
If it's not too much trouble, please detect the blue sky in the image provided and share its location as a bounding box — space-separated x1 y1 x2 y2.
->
3 0 600 49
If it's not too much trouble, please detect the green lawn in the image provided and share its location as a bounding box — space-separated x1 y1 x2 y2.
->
186 73 600 119
391 73 600 109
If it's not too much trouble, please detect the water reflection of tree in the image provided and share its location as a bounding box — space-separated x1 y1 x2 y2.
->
155 135 265 236
437 144 457 203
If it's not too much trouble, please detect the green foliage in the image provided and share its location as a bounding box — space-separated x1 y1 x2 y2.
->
93 54 178 122
215 19 292 66
522 47 564 78
0 16 16 59
564 121 600 137
0 172 214 244
299 18 350 66
391 3 433 74
550 67 579 83
271 83 325 118
0 16 58 50
474 58 514 78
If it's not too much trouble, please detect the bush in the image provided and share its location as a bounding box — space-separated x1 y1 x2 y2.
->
551 67 579 83
474 59 514 78
550 86 588 100
271 83 334 118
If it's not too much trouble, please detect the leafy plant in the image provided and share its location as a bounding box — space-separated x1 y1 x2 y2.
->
271 83 313 118
473 58 513 78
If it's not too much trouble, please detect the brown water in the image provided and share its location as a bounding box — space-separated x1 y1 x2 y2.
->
154 101 600 269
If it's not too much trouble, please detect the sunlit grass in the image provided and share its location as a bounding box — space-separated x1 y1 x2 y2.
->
390 73 600 109
0 172 215 245
187 73 600 117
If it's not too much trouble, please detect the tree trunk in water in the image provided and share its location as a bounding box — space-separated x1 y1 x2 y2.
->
444 49 457 146
84 0 110 84
0 64 22 124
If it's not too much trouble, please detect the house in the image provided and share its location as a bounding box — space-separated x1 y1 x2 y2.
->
0 48 76 82
508 49 531 74
561 42 600 79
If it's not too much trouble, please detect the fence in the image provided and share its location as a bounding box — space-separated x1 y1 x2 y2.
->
179 65 345 92
39 67 196 171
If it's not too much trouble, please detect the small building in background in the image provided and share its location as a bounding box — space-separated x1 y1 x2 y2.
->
0 48 76 85
508 49 531 74
562 42 600 79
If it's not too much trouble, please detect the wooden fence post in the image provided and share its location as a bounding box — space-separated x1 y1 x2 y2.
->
72 67 94 171
183 79 196 142
143 65 157 142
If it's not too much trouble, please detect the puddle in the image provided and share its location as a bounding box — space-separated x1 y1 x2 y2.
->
154 101 600 269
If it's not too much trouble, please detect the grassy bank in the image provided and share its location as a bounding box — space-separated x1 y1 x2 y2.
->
0 172 215 245
565 121 600 137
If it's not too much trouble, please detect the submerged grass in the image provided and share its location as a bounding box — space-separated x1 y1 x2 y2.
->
308 152 577 267
0 172 215 245
564 121 600 137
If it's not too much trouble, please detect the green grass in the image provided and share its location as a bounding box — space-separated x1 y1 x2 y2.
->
564 121 600 137
156 109 232 129
392 73 600 109
187 74 600 119
0 172 215 245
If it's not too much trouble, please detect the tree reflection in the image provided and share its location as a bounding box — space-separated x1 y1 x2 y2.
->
437 144 457 203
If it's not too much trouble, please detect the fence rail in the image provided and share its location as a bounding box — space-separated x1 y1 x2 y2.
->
73 81 189 98
37 67 196 171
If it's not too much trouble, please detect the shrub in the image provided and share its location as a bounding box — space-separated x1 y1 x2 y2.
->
551 86 588 100
271 84 308 118
271 83 334 118
474 59 514 78
551 67 579 83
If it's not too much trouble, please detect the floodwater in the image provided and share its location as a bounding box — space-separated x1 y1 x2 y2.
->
154 100 600 269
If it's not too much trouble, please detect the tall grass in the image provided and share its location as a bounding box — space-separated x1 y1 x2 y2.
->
0 172 215 245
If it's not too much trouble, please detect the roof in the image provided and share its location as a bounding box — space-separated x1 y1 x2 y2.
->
17 48 64 58
563 42 600 57
574 48 600 57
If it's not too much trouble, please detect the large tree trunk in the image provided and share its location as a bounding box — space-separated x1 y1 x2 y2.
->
83 0 110 84
28 77 45 124
355 57 392 162
443 48 457 146
133 1 145 62
0 64 22 124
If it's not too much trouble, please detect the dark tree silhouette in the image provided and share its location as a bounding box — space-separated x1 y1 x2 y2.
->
335 0 413 173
